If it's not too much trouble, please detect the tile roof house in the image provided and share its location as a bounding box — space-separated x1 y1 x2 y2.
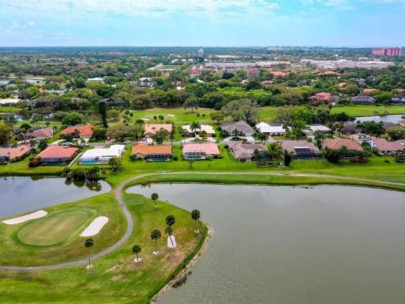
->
229 142 268 162
144 124 173 137
60 124 94 139
280 140 321 159
311 92 334 103
323 139 363 156
222 121 254 137
0 145 32 162
24 127 54 140
131 143 172 161
272 71 288 78
391 96 405 104
352 95 376 105
189 69 202 78
182 143 220 160
363 88 379 95
256 122 287 136
371 138 405 155
181 124 215 137
303 125 331 137
36 146 78 163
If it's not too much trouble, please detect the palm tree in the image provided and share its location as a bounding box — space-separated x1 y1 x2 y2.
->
190 121 201 137
165 226 175 247
165 215 176 227
151 193 159 208
151 229 162 254
257 132 268 143
191 209 201 233
84 238 94 269
132 244 142 263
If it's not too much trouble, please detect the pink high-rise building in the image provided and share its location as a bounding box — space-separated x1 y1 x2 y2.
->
372 47 402 56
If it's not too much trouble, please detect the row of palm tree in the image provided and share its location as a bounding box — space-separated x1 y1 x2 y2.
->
84 194 202 269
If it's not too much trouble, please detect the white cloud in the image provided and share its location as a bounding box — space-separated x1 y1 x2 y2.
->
300 0 356 10
0 0 280 20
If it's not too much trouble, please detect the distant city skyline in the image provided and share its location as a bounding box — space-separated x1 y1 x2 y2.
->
0 0 404 47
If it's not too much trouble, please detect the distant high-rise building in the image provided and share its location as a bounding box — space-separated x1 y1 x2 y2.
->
372 47 402 56
198 48 204 56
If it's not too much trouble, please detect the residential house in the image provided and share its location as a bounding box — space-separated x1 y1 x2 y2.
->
311 92 334 103
342 121 357 135
181 124 215 137
247 68 260 79
189 69 202 79
131 144 172 161
352 95 376 105
0 145 32 162
371 138 405 155
391 96 405 104
60 124 94 140
24 127 54 140
36 146 78 163
363 88 379 95
256 122 287 136
323 138 363 157
229 142 268 162
303 125 331 137
182 143 220 160
144 124 173 137
222 121 254 137
79 145 125 165
280 140 321 159
272 71 288 78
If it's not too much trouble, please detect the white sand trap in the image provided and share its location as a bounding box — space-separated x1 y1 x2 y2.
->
142 117 150 121
167 114 175 117
3 210 47 225
80 216 109 237
167 235 177 248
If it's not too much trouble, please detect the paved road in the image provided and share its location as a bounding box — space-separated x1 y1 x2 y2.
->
1 171 404 271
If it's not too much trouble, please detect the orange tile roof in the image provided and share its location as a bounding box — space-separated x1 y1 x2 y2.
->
36 146 78 159
373 138 405 152
132 144 172 156
323 139 363 151
0 145 32 160
272 71 288 78
60 124 94 137
144 124 172 136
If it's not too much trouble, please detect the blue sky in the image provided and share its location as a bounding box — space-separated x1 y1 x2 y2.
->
0 0 404 47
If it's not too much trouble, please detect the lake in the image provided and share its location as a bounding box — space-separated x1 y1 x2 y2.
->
0 176 111 218
356 114 405 124
128 184 405 304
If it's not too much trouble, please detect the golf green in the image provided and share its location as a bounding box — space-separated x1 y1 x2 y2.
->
17 209 93 246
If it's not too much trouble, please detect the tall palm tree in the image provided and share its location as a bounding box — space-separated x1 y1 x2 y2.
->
84 238 94 269
165 226 175 246
190 121 201 137
132 244 142 262
165 215 176 227
151 229 162 254
191 209 201 233
151 193 159 208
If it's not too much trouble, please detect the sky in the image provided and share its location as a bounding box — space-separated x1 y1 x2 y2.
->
0 0 404 47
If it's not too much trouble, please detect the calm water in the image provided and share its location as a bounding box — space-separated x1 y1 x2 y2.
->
128 184 405 304
0 177 111 218
356 114 404 124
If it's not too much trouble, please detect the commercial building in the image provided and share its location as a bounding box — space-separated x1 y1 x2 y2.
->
372 47 402 57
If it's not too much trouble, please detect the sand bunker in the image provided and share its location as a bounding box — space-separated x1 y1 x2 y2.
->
167 235 177 248
3 210 48 225
80 216 109 237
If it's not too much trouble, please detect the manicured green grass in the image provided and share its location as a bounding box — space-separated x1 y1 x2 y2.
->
0 106 19 113
0 193 126 266
331 104 405 117
17 209 93 246
129 107 217 124
0 194 206 304
0 157 63 176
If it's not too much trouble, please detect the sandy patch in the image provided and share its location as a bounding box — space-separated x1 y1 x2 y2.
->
142 118 150 121
167 114 175 117
3 210 47 225
80 216 109 237
167 235 177 248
